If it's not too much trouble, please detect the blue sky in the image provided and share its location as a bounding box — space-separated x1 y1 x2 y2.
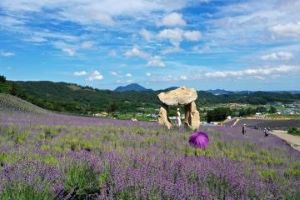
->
0 0 300 90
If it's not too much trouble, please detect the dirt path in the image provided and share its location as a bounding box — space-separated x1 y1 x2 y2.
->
271 130 300 151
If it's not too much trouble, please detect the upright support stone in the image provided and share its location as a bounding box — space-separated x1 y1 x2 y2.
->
184 103 191 128
158 105 172 129
190 101 200 130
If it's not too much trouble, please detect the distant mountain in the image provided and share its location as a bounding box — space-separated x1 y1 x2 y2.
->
114 83 152 92
207 89 233 95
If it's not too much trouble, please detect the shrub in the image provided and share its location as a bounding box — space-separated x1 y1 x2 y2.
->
98 165 111 188
64 163 99 198
0 183 54 200
43 128 60 140
14 132 28 144
116 186 137 200
60 137 95 152
288 128 300 136
259 169 277 181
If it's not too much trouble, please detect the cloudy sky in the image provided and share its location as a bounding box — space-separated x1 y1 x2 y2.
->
0 0 300 90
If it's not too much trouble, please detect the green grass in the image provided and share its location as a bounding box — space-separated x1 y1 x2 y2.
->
0 183 54 200
288 128 300 136
64 163 100 199
267 114 300 119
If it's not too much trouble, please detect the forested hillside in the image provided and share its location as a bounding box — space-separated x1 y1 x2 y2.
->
1 76 300 115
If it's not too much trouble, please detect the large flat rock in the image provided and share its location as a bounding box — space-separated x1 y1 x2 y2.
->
158 87 197 106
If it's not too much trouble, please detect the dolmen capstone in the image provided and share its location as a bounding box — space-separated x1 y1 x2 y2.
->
157 86 200 130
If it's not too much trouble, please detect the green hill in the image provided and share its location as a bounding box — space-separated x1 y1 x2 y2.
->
1 79 300 117
13 81 160 115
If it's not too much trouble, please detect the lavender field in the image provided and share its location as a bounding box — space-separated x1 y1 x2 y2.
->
0 111 299 200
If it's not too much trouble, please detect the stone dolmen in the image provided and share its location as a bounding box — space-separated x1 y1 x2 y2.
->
157 87 200 130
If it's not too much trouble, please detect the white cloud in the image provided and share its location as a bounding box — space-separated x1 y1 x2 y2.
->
147 56 165 67
53 41 77 56
80 41 94 49
73 70 104 81
158 28 201 46
62 47 76 56
73 71 87 76
139 29 153 41
271 22 300 37
111 71 118 76
261 51 293 61
124 46 149 59
183 30 201 41
88 70 103 81
60 8 115 26
148 64 300 83
0 0 188 26
125 73 132 77
161 46 182 55
159 12 186 27
158 28 183 46
54 40 96 56
0 51 15 57
146 72 151 76
180 75 187 80
204 65 299 79
124 46 165 67
0 15 24 27
203 0 300 51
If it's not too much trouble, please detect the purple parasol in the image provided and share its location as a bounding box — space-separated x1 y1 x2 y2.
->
189 131 209 149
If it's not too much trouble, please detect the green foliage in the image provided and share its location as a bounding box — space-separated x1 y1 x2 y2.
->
207 107 231 122
0 152 19 165
206 174 231 199
259 169 277 181
1 126 28 144
0 183 54 200
14 132 28 144
3 81 300 118
269 106 277 114
0 152 7 166
64 163 99 199
287 127 300 136
106 102 118 113
35 155 59 166
65 138 95 151
43 127 60 139
0 75 6 83
116 186 137 200
98 165 111 188
285 163 300 178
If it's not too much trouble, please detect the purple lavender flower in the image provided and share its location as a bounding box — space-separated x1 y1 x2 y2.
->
189 131 209 149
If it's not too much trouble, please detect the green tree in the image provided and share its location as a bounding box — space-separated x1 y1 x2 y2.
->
207 107 231 122
107 102 118 113
9 83 18 96
269 106 277 114
0 75 6 83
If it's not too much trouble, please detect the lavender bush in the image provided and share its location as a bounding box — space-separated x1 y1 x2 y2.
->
0 111 299 199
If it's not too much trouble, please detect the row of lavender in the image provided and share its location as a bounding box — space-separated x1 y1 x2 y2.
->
0 111 299 199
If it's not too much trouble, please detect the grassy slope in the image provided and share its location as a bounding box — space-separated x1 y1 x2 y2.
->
0 93 48 114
